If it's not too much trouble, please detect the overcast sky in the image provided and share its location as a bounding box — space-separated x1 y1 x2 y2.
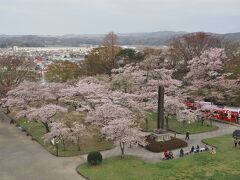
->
1 0 240 35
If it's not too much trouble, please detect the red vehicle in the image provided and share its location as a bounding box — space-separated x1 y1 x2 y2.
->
185 102 240 124
185 102 197 110
213 107 240 123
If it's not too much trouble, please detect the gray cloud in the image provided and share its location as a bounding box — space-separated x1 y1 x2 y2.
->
0 0 239 35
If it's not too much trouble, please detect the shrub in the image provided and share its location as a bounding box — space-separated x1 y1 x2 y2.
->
87 151 103 165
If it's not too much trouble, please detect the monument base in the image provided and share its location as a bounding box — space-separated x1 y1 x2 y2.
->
146 134 188 153
150 129 173 142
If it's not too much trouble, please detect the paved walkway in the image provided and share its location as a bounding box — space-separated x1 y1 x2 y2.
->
0 118 85 180
98 121 239 163
0 109 239 179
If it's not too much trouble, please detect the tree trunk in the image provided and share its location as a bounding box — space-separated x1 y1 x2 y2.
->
42 122 50 133
120 142 125 158
77 138 81 151
197 116 200 123
56 96 60 105
62 139 66 151
210 118 213 127
98 135 103 142
166 116 169 130
56 143 59 156
6 107 10 114
145 119 149 130
146 71 149 83
111 43 115 68
107 69 112 77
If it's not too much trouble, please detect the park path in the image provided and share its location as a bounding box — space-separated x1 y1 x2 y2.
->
0 110 239 180
0 113 85 180
97 121 239 163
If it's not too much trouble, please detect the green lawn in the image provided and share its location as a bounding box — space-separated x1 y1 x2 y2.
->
18 118 113 157
77 135 240 180
141 112 218 134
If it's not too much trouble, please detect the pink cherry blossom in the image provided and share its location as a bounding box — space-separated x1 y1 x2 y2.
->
101 118 147 157
69 123 89 151
43 122 71 151
17 104 67 132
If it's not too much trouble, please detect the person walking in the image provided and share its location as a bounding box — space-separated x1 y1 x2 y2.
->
186 131 190 140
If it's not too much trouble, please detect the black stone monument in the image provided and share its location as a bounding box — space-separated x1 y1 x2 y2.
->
151 85 172 142
157 85 164 129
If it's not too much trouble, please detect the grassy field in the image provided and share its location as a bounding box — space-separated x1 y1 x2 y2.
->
18 117 113 157
141 112 218 134
78 135 240 180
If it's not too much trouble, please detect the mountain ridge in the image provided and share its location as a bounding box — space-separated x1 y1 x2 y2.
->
0 31 239 47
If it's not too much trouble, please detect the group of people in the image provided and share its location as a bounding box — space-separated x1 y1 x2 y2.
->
162 150 174 160
190 145 209 153
179 145 215 157
163 144 215 160
234 138 240 148
162 131 218 160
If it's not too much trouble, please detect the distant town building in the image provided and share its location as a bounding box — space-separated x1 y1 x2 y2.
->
12 46 19 52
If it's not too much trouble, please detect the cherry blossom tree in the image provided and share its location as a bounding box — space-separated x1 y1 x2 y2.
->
43 122 71 151
112 63 182 98
111 63 196 124
140 55 162 83
58 77 109 110
86 102 133 127
168 32 221 71
3 59 215 139
101 118 146 158
111 73 134 93
1 97 26 114
69 123 89 151
186 48 227 81
1 82 43 113
127 99 150 129
185 48 240 104
17 104 67 132
1 81 66 113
